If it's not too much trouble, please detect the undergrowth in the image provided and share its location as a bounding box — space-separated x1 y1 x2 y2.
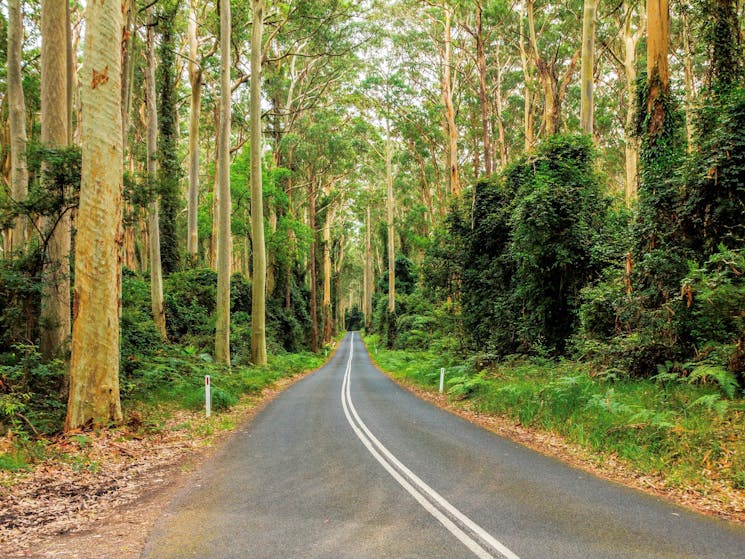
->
364 334 745 491
0 349 324 472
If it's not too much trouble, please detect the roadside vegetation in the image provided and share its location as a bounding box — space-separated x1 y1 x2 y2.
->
0 267 324 474
366 335 745 493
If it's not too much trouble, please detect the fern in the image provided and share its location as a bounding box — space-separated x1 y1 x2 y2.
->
687 393 730 418
687 365 738 398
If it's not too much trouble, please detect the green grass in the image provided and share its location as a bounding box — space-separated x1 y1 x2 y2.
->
0 349 325 472
364 335 745 490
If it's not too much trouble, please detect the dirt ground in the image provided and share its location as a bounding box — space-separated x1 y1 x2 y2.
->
1 362 743 559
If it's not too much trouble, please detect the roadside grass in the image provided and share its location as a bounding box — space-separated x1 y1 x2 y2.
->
0 349 325 474
364 335 745 492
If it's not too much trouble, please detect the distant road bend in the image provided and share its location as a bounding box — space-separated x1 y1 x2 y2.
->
143 333 745 559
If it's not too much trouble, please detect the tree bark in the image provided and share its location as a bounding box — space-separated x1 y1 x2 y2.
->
249 0 267 365
623 1 641 205
187 0 202 265
215 0 233 365
647 0 670 137
519 0 534 151
322 193 333 345
364 204 372 332
121 0 135 154
40 0 71 361
66 0 123 430
580 0 597 135
475 2 491 176
146 21 167 340
8 0 29 254
441 3 460 196
309 178 319 352
386 129 395 315
681 6 696 151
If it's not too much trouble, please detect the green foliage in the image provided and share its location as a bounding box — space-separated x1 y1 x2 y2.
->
368 341 745 490
345 305 364 331
681 86 745 253
0 345 65 435
156 2 183 275
0 248 43 351
164 268 218 343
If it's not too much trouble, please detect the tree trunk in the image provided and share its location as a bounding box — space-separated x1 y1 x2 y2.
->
519 0 534 151
249 0 267 365
322 196 333 345
386 130 395 315
441 3 460 196
364 205 372 331
623 1 641 205
121 0 135 154
475 2 491 176
309 179 319 353
40 0 71 362
8 0 29 254
494 42 508 168
66 0 123 430
146 22 167 340
215 0 233 365
580 0 597 135
647 0 670 137
681 6 696 151
187 0 202 265
210 100 220 271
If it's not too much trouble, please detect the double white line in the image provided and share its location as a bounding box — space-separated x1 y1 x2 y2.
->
340 334 521 559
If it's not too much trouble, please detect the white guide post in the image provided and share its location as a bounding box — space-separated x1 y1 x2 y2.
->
205 375 211 418
439 368 445 393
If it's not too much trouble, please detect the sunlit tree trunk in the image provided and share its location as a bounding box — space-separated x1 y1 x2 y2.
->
121 0 135 153
187 0 202 266
249 0 267 365
623 1 641 205
647 0 670 136
386 128 395 315
474 2 491 176
146 22 167 340
494 41 508 168
441 3 460 196
527 0 580 137
580 0 597 135
364 205 372 332
66 0 123 430
8 0 28 253
215 0 233 365
40 0 71 361
519 0 534 151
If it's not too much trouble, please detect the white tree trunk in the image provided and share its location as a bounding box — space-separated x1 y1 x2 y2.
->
66 0 123 430
580 0 597 135
146 22 167 339
187 0 202 264
250 0 268 365
215 0 233 364
7 0 29 253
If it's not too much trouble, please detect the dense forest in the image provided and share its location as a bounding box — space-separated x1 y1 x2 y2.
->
1 0 744 490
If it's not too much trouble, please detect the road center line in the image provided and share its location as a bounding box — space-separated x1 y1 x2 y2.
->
340 333 521 559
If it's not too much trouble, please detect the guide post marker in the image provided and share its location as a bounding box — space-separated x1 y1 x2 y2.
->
205 375 211 418
439 368 445 393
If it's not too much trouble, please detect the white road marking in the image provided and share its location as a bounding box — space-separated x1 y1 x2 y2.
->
340 333 521 559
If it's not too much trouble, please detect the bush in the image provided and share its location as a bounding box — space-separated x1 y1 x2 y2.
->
164 268 217 343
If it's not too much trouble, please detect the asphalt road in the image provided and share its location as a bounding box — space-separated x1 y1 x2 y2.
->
142 333 745 558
